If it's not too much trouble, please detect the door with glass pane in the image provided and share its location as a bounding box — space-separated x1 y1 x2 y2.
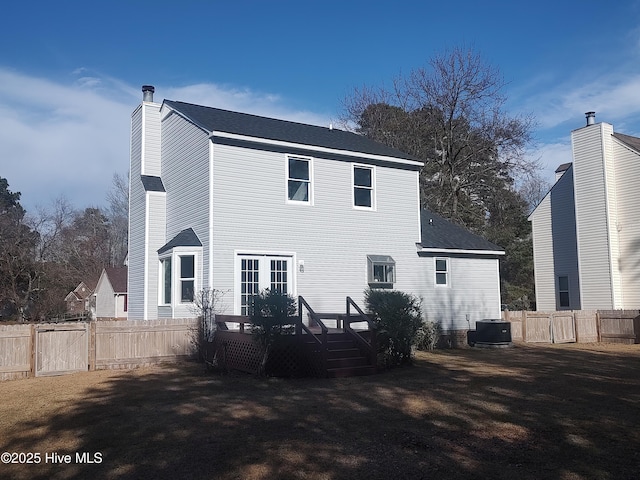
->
237 255 293 315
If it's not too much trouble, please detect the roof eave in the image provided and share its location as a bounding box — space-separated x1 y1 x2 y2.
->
417 246 505 256
209 130 424 168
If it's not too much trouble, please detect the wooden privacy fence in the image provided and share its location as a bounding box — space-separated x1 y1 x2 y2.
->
0 318 198 381
502 310 640 344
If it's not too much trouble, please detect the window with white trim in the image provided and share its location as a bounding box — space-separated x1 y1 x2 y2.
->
367 255 395 288
558 275 570 308
287 156 312 203
158 249 200 307
160 258 172 304
353 165 374 209
435 258 448 286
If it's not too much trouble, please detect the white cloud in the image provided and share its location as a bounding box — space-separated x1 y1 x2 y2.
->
0 69 333 214
161 82 331 126
521 67 640 132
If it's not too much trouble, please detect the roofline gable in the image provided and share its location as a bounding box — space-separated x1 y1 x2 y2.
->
162 100 423 168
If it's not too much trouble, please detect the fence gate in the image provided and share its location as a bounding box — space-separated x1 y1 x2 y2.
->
35 323 89 377
551 313 576 343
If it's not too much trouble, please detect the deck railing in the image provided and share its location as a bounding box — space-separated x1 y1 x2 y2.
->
298 296 329 375
345 296 377 368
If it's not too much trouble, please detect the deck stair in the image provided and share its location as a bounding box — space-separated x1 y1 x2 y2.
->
298 298 378 378
303 330 376 377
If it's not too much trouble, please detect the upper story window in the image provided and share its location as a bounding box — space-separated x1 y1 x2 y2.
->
287 156 312 204
353 164 375 209
435 258 448 286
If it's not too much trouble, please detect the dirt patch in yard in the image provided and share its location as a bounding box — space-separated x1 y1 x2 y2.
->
1 342 639 480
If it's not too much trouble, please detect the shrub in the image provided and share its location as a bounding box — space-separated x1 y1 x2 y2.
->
250 289 297 375
364 288 423 367
415 320 441 351
190 288 228 366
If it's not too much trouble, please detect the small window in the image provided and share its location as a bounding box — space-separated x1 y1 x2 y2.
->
367 255 395 287
180 255 195 303
161 258 172 304
558 275 570 308
288 156 311 203
353 165 374 209
435 258 448 286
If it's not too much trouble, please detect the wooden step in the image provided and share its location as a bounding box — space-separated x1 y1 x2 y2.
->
326 348 361 359
326 356 369 369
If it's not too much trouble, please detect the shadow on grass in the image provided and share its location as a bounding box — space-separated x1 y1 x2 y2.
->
2 343 640 479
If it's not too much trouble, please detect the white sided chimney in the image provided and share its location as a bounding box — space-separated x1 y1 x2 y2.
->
585 111 596 126
142 85 155 102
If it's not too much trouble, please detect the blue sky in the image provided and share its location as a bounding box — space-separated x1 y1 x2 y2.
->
3 0 640 213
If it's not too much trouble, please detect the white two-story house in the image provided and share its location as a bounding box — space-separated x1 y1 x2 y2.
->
529 112 640 311
128 85 503 332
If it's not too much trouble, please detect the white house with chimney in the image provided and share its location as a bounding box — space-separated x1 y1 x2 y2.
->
529 112 640 311
127 86 504 333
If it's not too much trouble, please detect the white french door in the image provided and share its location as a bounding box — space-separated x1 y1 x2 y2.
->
236 254 294 315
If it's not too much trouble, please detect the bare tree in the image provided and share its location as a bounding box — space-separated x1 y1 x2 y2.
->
106 171 129 266
342 46 537 229
342 46 538 307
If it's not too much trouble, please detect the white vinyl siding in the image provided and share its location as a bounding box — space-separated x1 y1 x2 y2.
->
210 143 422 314
529 190 556 311
612 139 640 307
161 111 211 292
421 255 501 331
128 103 166 320
530 167 581 311
141 103 161 176
572 124 616 309
146 192 166 319
127 106 145 320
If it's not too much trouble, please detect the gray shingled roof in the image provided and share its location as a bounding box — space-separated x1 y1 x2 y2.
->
164 100 420 162
158 228 202 254
419 209 503 252
613 132 640 152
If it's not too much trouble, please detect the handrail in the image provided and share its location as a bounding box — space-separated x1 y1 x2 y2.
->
345 296 377 368
299 296 328 376
298 296 328 336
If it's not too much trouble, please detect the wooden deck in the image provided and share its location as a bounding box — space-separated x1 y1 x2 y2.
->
208 296 378 377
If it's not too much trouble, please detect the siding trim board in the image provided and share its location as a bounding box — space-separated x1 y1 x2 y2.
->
417 248 504 257
210 134 424 170
209 141 214 291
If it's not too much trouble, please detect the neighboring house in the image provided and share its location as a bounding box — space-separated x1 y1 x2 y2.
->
65 280 96 317
94 267 128 319
529 112 640 311
128 85 503 333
